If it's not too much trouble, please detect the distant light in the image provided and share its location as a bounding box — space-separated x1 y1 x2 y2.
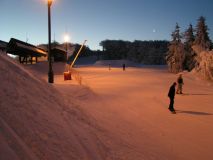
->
153 29 156 33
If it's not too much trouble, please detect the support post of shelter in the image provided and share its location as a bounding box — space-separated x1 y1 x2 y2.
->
30 56 33 64
19 56 22 63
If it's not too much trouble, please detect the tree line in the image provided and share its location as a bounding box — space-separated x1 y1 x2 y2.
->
99 40 169 65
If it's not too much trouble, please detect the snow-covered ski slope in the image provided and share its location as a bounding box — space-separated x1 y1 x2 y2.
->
1 54 213 160
70 66 213 160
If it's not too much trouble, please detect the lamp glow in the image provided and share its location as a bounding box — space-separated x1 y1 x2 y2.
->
48 0 53 6
64 34 70 43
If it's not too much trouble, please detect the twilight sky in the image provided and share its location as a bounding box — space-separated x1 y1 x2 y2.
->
0 0 213 50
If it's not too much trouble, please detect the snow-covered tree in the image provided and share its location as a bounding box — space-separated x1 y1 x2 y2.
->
192 50 213 80
166 23 185 73
192 16 213 80
183 24 196 71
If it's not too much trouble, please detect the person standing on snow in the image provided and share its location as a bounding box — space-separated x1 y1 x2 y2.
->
168 82 177 113
122 63 126 71
176 74 184 94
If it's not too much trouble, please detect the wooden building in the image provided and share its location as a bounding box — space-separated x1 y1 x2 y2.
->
51 47 67 62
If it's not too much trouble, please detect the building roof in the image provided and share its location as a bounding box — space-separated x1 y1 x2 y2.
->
51 47 67 54
7 38 47 57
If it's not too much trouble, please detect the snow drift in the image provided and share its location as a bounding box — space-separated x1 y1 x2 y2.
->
0 54 108 160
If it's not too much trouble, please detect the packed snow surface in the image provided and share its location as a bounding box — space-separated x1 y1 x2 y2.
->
1 54 213 160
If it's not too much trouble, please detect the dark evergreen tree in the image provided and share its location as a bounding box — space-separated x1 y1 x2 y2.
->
183 24 196 71
185 24 195 45
194 16 212 51
166 23 185 73
171 23 181 42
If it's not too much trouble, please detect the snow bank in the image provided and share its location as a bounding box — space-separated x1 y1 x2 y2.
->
0 54 108 160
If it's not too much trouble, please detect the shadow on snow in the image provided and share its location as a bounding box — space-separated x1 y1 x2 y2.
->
182 93 213 96
176 110 213 116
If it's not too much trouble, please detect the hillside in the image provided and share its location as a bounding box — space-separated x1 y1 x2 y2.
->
0 54 108 160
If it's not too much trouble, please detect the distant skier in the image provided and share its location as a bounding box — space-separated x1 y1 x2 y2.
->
168 82 177 113
176 74 184 94
122 63 126 71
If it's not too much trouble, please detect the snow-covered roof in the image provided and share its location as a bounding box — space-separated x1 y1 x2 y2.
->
7 38 47 57
16 42 46 55
52 46 67 53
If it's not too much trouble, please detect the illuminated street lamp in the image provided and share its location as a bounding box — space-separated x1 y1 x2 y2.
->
48 0 54 83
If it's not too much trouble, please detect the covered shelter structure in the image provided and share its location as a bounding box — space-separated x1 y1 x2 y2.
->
7 38 47 64
51 47 67 62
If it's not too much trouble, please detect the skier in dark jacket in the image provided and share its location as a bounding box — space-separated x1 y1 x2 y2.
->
168 82 177 112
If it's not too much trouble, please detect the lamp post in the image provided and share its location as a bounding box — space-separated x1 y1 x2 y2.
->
48 0 54 83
